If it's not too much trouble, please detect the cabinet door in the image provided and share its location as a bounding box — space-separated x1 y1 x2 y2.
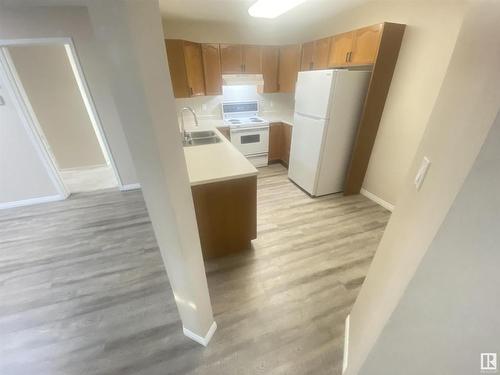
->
220 44 243 73
278 44 301 93
243 45 262 73
300 41 314 71
268 122 282 162
313 37 331 69
328 31 354 67
183 41 205 96
165 39 190 98
201 43 222 95
281 123 292 166
217 127 231 140
262 46 279 93
350 24 382 65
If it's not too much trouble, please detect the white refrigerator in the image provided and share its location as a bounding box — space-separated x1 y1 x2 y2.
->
288 69 370 196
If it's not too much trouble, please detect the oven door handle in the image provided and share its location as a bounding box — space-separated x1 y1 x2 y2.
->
230 126 269 134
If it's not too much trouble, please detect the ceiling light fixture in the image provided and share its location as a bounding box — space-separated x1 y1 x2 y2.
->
248 0 309 19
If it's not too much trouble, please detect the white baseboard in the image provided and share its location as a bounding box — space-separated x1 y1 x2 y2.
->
183 321 217 347
360 188 395 212
0 194 65 210
119 183 141 191
342 314 350 374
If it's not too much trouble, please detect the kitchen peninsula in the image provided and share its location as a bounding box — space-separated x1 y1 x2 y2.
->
183 128 258 259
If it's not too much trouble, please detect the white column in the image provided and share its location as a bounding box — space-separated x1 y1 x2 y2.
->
86 0 216 345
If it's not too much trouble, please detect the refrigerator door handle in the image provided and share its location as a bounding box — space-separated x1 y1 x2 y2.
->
295 111 327 121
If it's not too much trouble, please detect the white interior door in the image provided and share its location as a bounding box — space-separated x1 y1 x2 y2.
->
288 113 327 195
294 70 335 118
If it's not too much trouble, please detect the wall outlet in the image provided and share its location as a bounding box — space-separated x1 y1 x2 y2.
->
414 157 431 191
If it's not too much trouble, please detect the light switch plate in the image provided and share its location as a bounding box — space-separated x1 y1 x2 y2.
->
414 157 431 191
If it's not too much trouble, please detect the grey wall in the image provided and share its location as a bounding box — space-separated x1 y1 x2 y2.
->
360 109 500 374
9 44 106 170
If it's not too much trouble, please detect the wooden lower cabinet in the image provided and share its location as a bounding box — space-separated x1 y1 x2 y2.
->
217 126 231 140
268 123 283 162
268 122 293 167
281 123 292 166
191 176 257 259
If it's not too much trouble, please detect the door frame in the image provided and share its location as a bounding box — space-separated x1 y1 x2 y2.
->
0 37 124 193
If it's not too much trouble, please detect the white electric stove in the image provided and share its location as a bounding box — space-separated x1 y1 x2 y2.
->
222 101 269 167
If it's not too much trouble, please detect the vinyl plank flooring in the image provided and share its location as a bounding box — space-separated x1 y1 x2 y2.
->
0 164 390 374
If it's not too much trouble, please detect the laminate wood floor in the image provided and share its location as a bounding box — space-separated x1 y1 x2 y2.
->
0 164 390 375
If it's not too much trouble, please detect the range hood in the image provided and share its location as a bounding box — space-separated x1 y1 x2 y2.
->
222 74 265 89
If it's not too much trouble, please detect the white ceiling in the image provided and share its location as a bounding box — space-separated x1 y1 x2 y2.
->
159 0 365 26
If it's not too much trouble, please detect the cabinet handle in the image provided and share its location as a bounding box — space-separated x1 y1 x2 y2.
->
189 87 193 96
348 51 352 62
310 62 314 70
345 52 349 63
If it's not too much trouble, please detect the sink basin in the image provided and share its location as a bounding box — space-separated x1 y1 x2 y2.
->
183 135 221 147
187 130 216 139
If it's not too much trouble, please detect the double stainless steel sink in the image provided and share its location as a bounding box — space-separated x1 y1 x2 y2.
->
183 130 221 147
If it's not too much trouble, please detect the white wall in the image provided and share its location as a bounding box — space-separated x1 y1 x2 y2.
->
344 3 500 374
0 63 60 206
0 6 138 186
9 44 106 170
358 110 500 374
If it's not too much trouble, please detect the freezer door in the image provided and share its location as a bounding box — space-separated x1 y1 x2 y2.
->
288 113 328 195
294 70 335 118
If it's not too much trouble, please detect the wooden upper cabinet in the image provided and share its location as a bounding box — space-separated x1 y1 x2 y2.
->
328 31 354 67
278 44 301 93
220 44 262 73
301 38 331 70
183 41 205 96
350 24 382 65
165 39 205 98
313 37 331 69
262 46 279 93
165 40 189 98
243 45 262 73
300 41 314 71
201 43 222 96
220 44 243 73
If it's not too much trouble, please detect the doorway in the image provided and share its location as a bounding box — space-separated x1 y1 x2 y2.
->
0 39 122 196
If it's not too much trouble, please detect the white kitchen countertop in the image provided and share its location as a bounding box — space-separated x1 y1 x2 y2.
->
260 111 294 127
183 128 258 186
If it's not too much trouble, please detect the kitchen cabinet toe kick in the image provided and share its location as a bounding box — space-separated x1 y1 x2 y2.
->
191 175 257 259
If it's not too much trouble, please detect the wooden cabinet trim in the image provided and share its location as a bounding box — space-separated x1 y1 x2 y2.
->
344 22 406 195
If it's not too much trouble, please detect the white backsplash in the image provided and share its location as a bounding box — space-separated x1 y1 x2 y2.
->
175 85 295 121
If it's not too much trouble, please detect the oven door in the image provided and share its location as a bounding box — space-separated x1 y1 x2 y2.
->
230 126 269 156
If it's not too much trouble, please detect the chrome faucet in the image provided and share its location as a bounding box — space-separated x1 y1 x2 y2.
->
180 106 199 142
